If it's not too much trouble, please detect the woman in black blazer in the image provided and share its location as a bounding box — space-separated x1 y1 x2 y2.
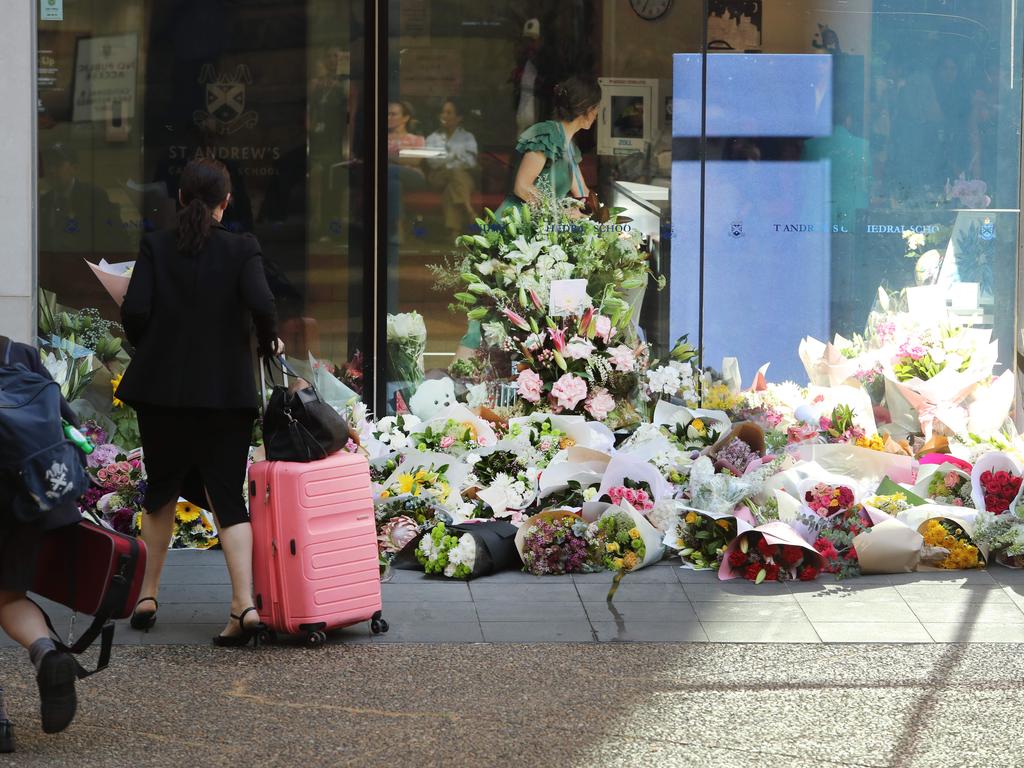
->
117 158 280 647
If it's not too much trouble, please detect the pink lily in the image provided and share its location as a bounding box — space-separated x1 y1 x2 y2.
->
501 307 531 331
529 289 544 312
578 307 594 336
549 327 566 353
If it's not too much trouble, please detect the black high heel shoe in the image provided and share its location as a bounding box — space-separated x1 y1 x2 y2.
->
212 607 265 648
0 719 13 753
130 597 158 631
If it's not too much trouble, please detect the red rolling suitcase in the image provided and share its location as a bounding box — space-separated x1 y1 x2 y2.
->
248 452 387 645
31 520 146 676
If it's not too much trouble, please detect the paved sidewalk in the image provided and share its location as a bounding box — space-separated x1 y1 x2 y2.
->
11 550 1024 646
2 642 1024 767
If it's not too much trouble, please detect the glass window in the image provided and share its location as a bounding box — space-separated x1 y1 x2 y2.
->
386 0 1023 432
36 0 369 420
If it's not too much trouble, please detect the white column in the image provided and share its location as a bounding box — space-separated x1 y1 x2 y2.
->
0 1 35 343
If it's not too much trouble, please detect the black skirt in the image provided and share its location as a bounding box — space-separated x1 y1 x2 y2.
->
136 405 255 528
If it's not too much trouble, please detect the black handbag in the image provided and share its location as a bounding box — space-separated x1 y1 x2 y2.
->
261 357 350 462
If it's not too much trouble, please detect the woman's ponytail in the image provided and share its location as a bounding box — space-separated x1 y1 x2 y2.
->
176 158 232 255
177 198 213 255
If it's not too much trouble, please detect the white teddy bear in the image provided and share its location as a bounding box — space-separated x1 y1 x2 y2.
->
408 377 457 421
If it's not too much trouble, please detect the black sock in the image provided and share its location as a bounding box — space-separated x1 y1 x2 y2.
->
28 638 57 672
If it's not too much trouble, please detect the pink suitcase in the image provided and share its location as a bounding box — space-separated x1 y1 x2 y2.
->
248 452 388 645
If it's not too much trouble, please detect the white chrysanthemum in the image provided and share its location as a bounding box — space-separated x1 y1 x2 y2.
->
646 365 683 396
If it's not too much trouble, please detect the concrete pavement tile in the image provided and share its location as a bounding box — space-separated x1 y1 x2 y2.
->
380 583 473 602
370 622 484 643
591 621 708 642
923 623 1024 642
583 601 697 622
575 582 688 602
799 599 918 623
692 602 807 623
468 582 581 602
139 623 226 645
480 621 595 642
673 567 721 583
908 601 1024 624
701 619 820 642
164 549 221 564
122 602 234 624
475 601 586 622
573 565 679 583
894 583 1013 602
790 585 907 604
159 565 230 585
683 583 796 603
477 569 574 582
812 622 933 643
888 570 997 585
154 584 233 603
377 601 479 623
987 564 1024 584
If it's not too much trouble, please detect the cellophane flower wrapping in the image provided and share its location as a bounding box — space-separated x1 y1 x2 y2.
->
515 510 599 575
664 506 753 570
718 522 826 583
386 311 427 391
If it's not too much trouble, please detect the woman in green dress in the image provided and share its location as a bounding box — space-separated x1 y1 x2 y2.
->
458 75 602 354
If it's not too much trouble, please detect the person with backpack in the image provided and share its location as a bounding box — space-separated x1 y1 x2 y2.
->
0 336 89 752
115 157 281 647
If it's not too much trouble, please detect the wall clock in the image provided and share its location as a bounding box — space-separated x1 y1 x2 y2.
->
630 0 672 21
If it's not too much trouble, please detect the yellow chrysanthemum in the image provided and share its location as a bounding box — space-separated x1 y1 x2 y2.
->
110 372 125 408
606 542 620 554
691 419 706 435
176 503 201 523
685 511 700 525
397 474 415 494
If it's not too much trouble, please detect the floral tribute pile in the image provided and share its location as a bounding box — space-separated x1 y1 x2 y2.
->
54 192 1024 581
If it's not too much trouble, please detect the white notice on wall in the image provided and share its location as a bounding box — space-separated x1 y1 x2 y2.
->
73 34 138 123
40 0 63 21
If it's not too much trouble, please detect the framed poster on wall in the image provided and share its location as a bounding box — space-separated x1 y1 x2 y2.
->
72 33 138 123
707 0 762 50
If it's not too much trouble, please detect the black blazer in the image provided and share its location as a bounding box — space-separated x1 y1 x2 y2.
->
116 224 278 410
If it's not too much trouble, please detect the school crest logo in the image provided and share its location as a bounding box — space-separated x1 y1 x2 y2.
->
729 221 744 239
193 64 258 135
980 217 995 241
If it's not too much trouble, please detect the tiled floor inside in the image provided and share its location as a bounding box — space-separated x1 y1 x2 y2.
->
14 549 1024 647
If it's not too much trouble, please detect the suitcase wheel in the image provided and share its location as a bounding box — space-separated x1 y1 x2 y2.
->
370 617 389 635
259 629 278 646
306 630 327 647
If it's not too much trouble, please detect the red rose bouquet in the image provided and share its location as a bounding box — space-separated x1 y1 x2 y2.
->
979 470 1022 515
719 522 825 583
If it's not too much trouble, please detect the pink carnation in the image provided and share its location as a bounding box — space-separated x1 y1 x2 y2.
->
607 345 635 373
585 388 616 421
594 315 613 343
439 435 456 449
550 373 588 411
516 369 544 403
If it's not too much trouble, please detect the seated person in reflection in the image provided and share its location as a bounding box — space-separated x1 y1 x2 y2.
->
388 101 426 159
424 98 479 238
39 144 121 252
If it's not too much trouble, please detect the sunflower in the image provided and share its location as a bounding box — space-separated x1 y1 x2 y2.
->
176 503 201 523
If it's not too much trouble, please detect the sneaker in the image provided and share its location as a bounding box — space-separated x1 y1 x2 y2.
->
36 651 77 734
0 719 13 753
